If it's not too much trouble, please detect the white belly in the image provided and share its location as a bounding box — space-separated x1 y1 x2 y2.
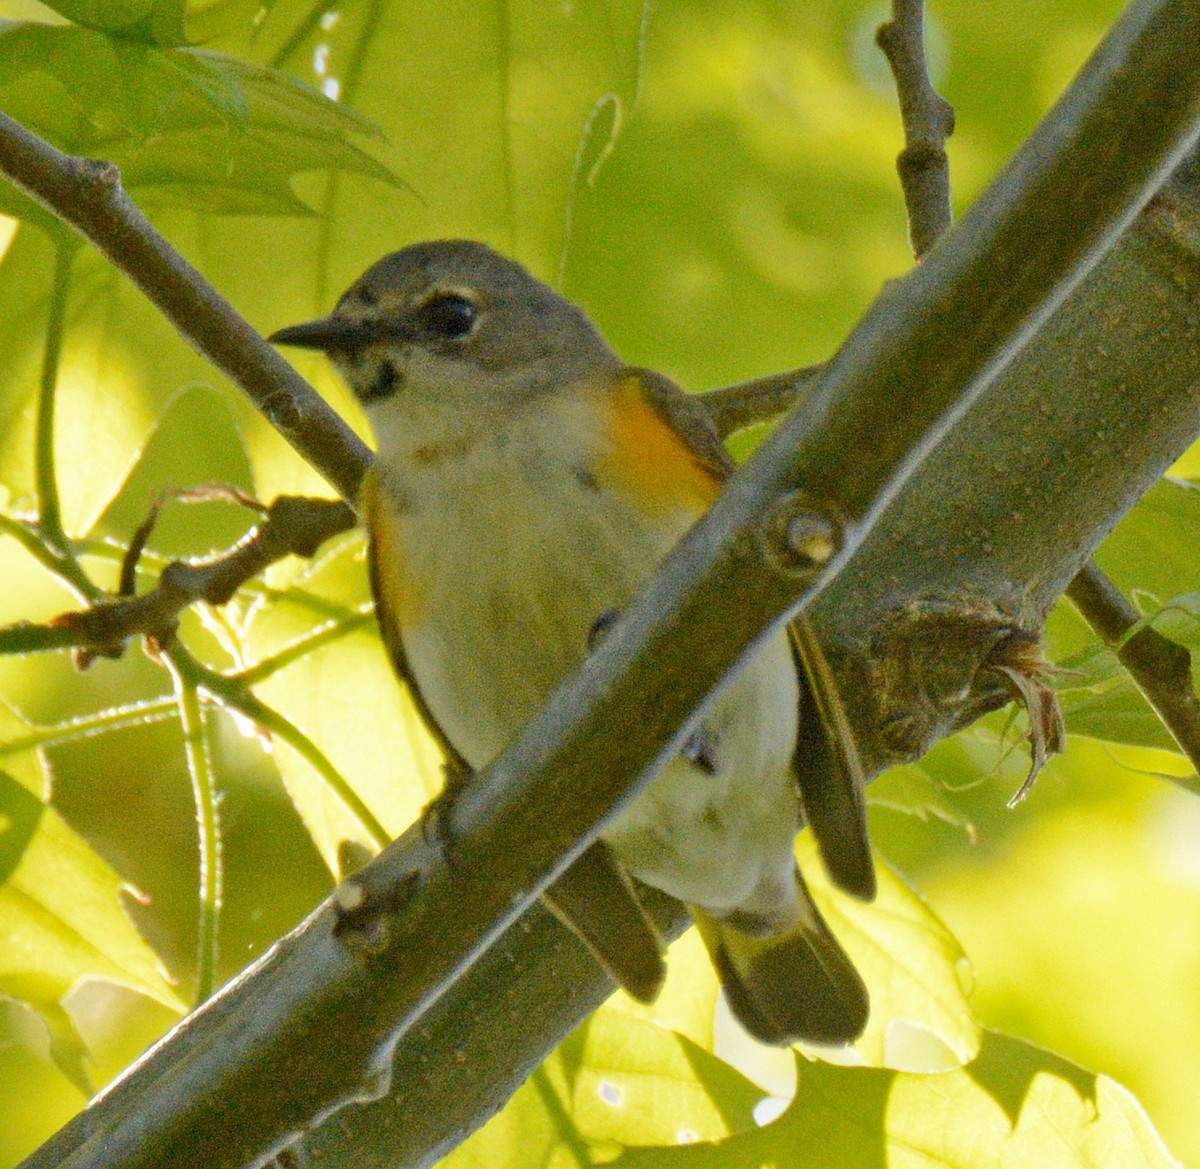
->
381 394 800 914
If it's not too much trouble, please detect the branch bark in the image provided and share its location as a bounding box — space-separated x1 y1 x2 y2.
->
17 3 1200 1167
0 497 356 658
1066 561 1200 784
875 0 1197 800
699 365 823 439
877 0 956 258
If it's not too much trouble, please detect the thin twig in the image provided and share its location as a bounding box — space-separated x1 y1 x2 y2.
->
0 698 179 759
0 496 356 660
233 610 374 687
118 485 268 599
72 486 273 669
0 112 372 503
74 620 394 856
0 514 100 603
164 651 223 1006
696 5 956 441
33 236 77 554
698 365 823 439
877 0 956 258
1067 561 1200 788
226 688 392 850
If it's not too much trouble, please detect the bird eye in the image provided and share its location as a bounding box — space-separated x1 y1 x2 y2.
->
419 292 478 339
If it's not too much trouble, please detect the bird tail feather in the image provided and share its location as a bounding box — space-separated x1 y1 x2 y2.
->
691 889 868 1047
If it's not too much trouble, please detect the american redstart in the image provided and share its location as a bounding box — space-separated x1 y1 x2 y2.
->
271 239 874 1046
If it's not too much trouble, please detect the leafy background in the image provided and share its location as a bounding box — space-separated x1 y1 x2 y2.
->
4 0 1200 1165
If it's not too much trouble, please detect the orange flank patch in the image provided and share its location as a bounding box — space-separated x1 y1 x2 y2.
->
361 468 422 630
596 377 723 517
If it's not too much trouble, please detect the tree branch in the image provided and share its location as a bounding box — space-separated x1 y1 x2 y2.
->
19 4 1200 1167
700 3 955 439
1066 561 1200 788
699 4 955 442
875 0 1196 803
33 236 77 554
698 365 822 439
0 113 372 504
877 0 956 258
163 652 223 1005
0 497 356 659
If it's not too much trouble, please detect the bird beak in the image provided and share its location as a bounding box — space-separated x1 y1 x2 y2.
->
268 316 377 351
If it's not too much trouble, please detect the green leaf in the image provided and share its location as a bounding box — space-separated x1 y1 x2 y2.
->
927 758 1200 1166
608 834 978 1111
437 1066 567 1169
1053 600 1200 756
39 0 187 46
1013 479 1200 756
447 1009 766 1168
611 1031 1178 1168
866 762 976 838
0 229 177 535
199 0 648 279
113 50 394 216
561 1011 763 1146
1055 650 1176 753
1048 477 1200 753
0 700 186 1090
0 21 394 221
608 927 722 1052
1094 479 1200 607
88 382 255 555
0 237 274 540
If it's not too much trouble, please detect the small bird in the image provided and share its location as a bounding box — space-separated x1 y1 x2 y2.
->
271 240 873 1046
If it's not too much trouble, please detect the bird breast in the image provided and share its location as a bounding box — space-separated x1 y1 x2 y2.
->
370 382 801 913
378 384 702 765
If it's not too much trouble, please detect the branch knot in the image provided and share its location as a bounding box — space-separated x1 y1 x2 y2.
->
758 491 844 579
